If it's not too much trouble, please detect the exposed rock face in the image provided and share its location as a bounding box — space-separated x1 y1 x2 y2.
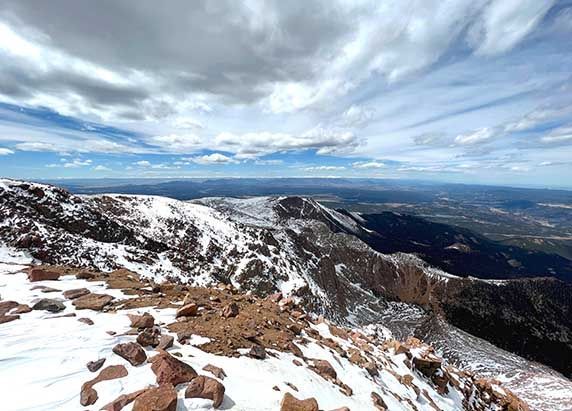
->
150 351 198 385
132 384 177 411
72 293 114 311
280 393 319 411
185 375 225 408
32 298 65 313
112 342 147 366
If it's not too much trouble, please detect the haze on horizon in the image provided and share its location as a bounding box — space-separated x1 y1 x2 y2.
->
0 1 571 188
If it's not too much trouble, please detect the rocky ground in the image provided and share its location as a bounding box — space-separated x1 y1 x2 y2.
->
0 254 529 411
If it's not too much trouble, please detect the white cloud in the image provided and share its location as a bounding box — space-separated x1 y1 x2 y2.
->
0 147 14 155
304 166 346 171
63 158 92 168
454 127 496 145
540 127 572 144
148 133 202 152
341 105 375 127
14 142 58 151
352 161 385 169
134 160 151 167
188 153 238 165
93 165 111 171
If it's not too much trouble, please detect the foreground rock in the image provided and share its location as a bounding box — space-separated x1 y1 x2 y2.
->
128 312 155 328
72 293 114 310
27 267 60 282
185 375 225 408
86 358 106 372
203 364 227 380
176 303 198 318
150 351 198 385
63 288 90 300
280 393 319 411
101 389 146 411
80 365 128 406
31 298 65 313
112 342 147 366
132 384 177 411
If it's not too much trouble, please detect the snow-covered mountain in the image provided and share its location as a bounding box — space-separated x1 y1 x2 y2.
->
1 178 571 410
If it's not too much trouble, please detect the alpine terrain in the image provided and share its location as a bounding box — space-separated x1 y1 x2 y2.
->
1 179 570 411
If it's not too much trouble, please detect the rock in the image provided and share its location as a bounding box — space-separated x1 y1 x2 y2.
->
150 351 198 385
371 392 387 410
185 375 226 408
287 342 304 358
412 355 442 377
78 317 94 325
76 271 95 280
27 267 60 282
63 288 90 300
268 292 283 303
101 389 146 411
72 293 114 311
176 303 198 318
310 359 337 380
32 298 65 313
128 313 155 328
112 342 147 366
12 304 32 314
87 358 106 372
364 362 379 377
221 302 239 318
202 364 227 380
137 326 162 347
280 392 319 411
248 345 266 359
80 365 128 406
329 408 350 411
132 384 177 411
0 301 18 315
0 314 19 324
157 334 174 350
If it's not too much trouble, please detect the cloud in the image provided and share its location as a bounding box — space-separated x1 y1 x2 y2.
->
148 133 201 152
134 160 151 167
215 127 359 158
0 147 14 155
352 161 385 169
303 165 346 171
340 105 375 127
540 126 572 144
454 127 497 145
93 165 111 171
14 142 58 151
188 153 238 165
63 158 92 168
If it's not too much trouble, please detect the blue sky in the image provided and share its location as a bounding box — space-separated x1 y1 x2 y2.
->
0 1 571 187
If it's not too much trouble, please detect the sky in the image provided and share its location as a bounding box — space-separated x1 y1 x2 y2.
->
0 0 571 188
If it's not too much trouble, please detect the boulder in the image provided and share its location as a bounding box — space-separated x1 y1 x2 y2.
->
63 288 90 300
157 334 174 350
371 392 387 410
0 314 19 324
310 359 337 380
137 326 162 347
72 293 114 311
150 351 197 385
12 304 32 314
221 302 239 318
80 365 128 406
27 267 60 282
248 345 266 359
78 317 94 325
101 389 146 411
132 384 177 411
176 303 198 318
185 375 225 408
32 298 65 313
112 342 147 366
202 364 227 380
87 358 106 372
412 355 442 377
280 393 319 411
128 313 155 328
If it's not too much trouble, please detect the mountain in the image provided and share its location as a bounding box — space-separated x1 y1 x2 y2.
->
1 178 571 410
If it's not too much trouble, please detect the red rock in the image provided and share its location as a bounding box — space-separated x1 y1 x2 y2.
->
0 314 19 324
280 393 319 411
176 303 198 318
31 298 65 313
12 304 32 314
221 302 239 318
248 345 266 359
80 365 128 406
150 351 197 385
132 384 177 411
202 364 227 380
371 392 387 410
63 288 90 300
268 292 283 303
112 342 147 366
72 293 114 310
101 389 146 411
87 358 106 372
137 326 162 347
27 267 60 282
78 317 94 325
0 301 18 315
185 375 225 408
157 334 174 350
310 359 337 380
128 313 155 328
